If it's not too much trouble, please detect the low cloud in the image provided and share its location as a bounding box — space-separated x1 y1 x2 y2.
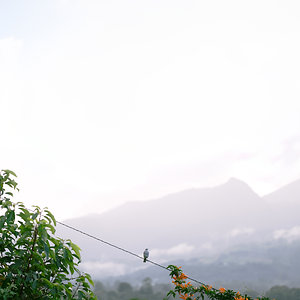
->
151 243 195 260
228 227 255 238
80 260 149 279
80 261 127 277
273 226 300 242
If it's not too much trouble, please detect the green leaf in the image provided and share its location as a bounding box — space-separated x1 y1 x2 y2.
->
6 210 15 223
44 223 56 234
32 212 39 220
78 290 84 300
167 290 176 298
85 273 94 286
45 210 56 226
43 241 50 259
70 241 81 259
0 216 6 229
3 170 17 177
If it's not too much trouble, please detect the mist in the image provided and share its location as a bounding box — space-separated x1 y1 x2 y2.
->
1 0 300 298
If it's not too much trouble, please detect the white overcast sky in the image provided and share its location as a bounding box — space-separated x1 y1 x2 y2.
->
1 0 300 219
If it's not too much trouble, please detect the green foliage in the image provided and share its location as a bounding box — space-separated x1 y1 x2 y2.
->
165 265 271 300
93 279 171 300
265 285 300 300
93 279 300 300
0 169 96 299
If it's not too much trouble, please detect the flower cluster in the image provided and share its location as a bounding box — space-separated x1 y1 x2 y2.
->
166 265 270 300
171 268 194 300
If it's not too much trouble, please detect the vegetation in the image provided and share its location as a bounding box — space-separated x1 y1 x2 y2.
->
0 169 96 299
165 265 270 300
93 277 171 300
265 285 300 300
93 278 300 300
2 169 299 300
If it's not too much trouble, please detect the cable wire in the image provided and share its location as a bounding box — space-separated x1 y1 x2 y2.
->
57 221 212 289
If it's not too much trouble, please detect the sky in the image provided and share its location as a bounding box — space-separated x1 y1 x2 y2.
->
1 0 300 220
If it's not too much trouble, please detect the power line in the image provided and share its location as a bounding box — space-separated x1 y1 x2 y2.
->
57 221 143 261
57 221 211 289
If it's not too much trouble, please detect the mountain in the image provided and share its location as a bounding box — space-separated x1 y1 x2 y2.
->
262 178 300 229
263 178 300 204
56 178 300 288
57 178 263 257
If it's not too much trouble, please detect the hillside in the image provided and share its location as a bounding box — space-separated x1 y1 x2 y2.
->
56 178 300 288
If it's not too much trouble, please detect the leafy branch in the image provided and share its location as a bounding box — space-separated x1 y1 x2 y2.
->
165 265 270 300
0 169 96 299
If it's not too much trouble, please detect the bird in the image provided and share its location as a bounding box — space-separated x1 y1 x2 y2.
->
143 248 149 263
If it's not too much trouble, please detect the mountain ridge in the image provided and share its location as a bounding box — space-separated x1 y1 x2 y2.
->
56 177 300 285
63 177 260 223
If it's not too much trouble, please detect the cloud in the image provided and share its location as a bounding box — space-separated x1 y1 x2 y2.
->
80 261 127 277
273 226 300 242
151 243 195 260
228 227 255 238
80 260 150 279
276 136 300 166
0 37 22 57
0 37 22 88
0 37 22 79
150 243 221 263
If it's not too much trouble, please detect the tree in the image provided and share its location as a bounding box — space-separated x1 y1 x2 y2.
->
266 285 300 300
118 281 134 294
139 277 153 295
0 169 96 299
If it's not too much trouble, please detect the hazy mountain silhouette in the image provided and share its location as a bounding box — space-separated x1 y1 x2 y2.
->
56 177 300 285
262 178 300 229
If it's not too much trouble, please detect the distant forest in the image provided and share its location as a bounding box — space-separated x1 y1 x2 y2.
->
93 278 170 300
93 278 300 300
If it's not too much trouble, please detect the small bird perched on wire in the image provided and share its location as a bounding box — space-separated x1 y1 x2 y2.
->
143 248 149 263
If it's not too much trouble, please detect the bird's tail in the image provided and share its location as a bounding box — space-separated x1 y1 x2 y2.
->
143 258 146 263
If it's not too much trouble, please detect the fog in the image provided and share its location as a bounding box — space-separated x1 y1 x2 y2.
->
2 2 300 297
1 0 300 220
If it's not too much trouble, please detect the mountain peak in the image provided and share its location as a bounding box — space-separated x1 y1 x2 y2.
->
224 177 251 189
219 177 258 197
227 177 246 184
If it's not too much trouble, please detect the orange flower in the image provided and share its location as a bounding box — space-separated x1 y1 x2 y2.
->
234 292 245 300
179 294 189 300
179 273 188 280
203 285 212 291
234 296 245 300
219 287 226 293
180 282 192 288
